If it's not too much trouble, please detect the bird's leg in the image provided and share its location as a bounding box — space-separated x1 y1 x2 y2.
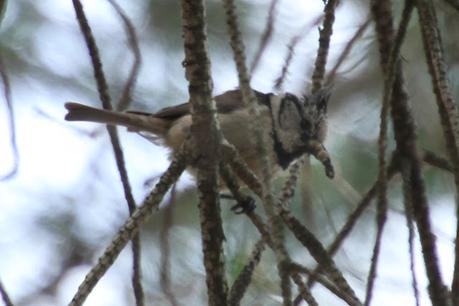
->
219 193 256 214
230 194 256 214
219 163 257 214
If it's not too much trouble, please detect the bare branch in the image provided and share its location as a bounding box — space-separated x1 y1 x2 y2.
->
422 150 453 172
371 0 448 304
107 0 142 111
290 273 318 306
222 0 293 304
71 1 144 304
415 0 459 299
265 3 345 302
68 145 188 306
249 0 280 76
181 0 228 304
277 160 303 210
311 0 339 93
159 185 179 306
400 161 421 306
326 17 371 86
0 56 18 180
220 160 356 305
72 0 111 110
279 209 362 306
292 263 358 306
222 154 359 305
305 153 400 293
222 143 263 197
0 280 14 306
363 200 387 306
274 15 323 91
365 2 414 304
129 235 144 306
228 239 266 306
108 2 144 299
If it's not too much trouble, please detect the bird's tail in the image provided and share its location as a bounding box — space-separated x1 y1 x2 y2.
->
64 102 169 136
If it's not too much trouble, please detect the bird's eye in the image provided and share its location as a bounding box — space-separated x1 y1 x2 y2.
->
300 120 309 139
301 119 311 131
302 132 311 142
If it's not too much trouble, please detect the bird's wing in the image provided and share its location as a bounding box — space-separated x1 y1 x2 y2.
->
151 89 272 120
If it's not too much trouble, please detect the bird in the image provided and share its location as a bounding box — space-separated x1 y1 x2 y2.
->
64 88 333 182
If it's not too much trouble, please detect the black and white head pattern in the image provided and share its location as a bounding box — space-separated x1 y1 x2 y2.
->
271 89 330 169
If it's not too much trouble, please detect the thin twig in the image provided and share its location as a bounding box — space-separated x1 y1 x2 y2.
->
305 153 400 291
415 0 459 300
291 263 359 306
279 208 362 306
71 1 145 304
220 159 356 305
72 0 111 110
311 0 339 93
289 4 340 287
222 0 292 304
274 15 323 91
129 229 144 306
276 157 361 305
218 160 268 241
422 150 453 172
325 17 371 86
219 159 268 305
400 160 421 306
277 160 303 210
371 0 448 304
159 185 179 306
222 143 263 197
249 0 280 76
0 280 14 306
290 273 318 306
68 145 188 306
228 239 266 306
221 154 359 305
363 201 387 306
365 2 414 304
0 56 19 180
107 0 142 111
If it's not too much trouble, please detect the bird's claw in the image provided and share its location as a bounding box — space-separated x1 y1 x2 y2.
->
230 196 256 214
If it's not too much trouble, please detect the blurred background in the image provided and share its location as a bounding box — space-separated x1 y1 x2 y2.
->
0 0 458 305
